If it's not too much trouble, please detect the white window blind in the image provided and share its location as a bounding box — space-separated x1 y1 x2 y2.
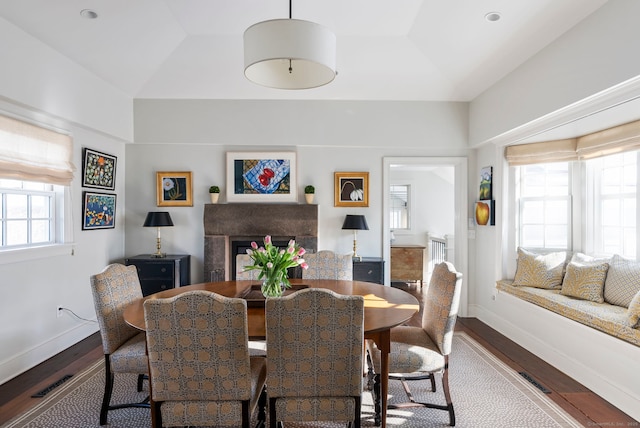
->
0 114 75 185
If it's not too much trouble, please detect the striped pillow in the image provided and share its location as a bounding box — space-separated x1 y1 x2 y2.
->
604 254 640 308
560 261 609 303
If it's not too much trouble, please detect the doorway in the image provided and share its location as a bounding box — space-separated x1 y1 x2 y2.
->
382 156 468 316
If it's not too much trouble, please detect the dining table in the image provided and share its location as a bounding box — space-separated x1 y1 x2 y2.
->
123 278 420 428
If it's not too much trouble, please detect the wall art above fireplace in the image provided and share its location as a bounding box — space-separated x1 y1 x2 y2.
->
226 151 297 202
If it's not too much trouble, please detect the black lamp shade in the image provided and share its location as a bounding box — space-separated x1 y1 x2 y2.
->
143 211 174 227
342 214 369 231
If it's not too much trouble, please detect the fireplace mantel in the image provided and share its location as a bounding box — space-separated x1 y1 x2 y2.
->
203 203 318 281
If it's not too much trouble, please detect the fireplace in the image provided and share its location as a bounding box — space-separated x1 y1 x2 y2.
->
203 203 318 281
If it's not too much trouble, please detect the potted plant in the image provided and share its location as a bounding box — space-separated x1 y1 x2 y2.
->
209 185 220 204
304 185 315 204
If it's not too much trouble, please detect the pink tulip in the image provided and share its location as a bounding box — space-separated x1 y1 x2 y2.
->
297 248 306 256
267 262 273 269
279 249 285 255
264 235 272 245
300 262 309 270
288 239 295 247
287 246 295 254
251 241 258 249
246 249 253 255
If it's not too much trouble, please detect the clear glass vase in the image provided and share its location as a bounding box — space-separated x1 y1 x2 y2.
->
261 277 285 298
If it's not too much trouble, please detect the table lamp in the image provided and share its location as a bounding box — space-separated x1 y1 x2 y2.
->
143 211 173 258
342 214 369 260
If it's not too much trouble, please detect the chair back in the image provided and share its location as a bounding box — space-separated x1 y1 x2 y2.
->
236 253 259 280
90 264 143 354
143 290 253 403
422 261 463 356
266 287 364 399
302 250 353 280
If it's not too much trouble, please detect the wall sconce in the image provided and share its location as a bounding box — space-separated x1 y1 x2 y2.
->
342 214 369 260
143 211 174 258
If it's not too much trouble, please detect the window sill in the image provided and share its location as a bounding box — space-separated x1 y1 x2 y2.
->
0 243 74 265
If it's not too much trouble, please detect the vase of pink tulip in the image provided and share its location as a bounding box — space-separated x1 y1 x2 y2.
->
244 235 309 297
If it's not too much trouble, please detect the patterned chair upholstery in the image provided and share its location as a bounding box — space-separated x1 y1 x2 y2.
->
89 264 150 425
236 253 260 280
143 290 267 428
266 287 364 427
367 261 463 426
302 250 353 280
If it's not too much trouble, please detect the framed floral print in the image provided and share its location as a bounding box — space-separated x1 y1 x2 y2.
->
156 171 193 207
335 172 369 207
82 148 117 190
82 191 116 230
226 152 297 202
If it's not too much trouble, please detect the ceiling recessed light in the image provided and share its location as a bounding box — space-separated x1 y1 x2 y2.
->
80 9 98 19
485 12 501 22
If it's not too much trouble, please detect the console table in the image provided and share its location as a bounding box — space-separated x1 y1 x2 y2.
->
125 254 190 296
390 245 425 285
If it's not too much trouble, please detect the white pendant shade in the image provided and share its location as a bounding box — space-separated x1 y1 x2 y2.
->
244 19 336 90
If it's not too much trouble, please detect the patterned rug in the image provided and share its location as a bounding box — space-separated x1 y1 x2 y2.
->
1 332 582 428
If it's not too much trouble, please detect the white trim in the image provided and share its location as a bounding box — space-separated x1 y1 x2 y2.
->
0 243 74 265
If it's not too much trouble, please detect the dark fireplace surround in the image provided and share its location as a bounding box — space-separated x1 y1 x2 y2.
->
204 203 318 281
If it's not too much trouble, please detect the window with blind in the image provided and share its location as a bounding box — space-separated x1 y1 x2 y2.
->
0 113 74 254
506 119 640 261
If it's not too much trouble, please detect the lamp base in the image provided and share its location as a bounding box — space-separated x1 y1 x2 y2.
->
150 252 166 258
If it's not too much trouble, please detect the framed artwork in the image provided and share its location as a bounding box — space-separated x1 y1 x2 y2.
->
82 191 116 230
226 152 297 202
82 148 117 190
334 172 369 207
156 171 193 207
475 200 495 226
479 166 493 200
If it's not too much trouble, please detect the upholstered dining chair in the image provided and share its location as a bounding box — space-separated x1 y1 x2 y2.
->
236 253 259 280
367 261 463 426
302 250 353 280
266 287 364 428
143 290 267 428
89 263 150 426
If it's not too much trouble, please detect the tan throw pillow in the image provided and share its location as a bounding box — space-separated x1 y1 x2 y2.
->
627 290 640 328
513 248 567 289
560 261 609 303
604 254 640 308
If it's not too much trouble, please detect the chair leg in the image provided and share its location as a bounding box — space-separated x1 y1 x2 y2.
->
441 363 455 426
242 400 250 428
354 395 362 428
100 355 114 426
372 373 381 426
255 385 267 428
269 397 278 428
137 374 147 392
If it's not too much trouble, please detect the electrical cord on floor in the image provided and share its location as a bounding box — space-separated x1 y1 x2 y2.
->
59 307 97 323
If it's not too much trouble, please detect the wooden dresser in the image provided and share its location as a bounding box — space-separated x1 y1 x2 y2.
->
390 245 426 284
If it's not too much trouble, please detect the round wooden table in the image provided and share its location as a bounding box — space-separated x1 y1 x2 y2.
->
123 278 419 428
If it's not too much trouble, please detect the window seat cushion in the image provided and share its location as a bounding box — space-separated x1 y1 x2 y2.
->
496 279 640 347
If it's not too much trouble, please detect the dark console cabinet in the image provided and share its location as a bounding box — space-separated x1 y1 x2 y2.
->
352 257 385 285
125 254 190 296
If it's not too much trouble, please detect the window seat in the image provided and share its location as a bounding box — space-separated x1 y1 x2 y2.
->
496 279 640 347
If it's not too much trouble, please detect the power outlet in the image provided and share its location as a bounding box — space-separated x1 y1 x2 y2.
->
56 306 63 318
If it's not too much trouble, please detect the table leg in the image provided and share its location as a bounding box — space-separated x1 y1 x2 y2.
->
366 329 390 428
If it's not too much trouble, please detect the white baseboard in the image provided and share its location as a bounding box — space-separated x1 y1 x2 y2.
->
469 294 640 421
0 322 98 385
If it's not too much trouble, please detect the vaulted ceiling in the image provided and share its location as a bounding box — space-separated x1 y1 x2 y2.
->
0 0 608 101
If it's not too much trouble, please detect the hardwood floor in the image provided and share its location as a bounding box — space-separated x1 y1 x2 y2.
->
0 283 636 426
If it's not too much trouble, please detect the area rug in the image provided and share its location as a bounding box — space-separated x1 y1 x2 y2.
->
1 332 582 428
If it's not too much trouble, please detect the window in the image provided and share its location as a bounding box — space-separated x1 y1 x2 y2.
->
0 179 57 248
0 113 74 260
516 163 571 250
586 152 637 258
512 151 638 259
390 184 410 230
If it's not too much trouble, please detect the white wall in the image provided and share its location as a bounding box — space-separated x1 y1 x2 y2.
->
126 100 470 283
0 18 132 383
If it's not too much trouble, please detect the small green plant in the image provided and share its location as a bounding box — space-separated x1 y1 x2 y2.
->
304 185 315 194
209 186 220 193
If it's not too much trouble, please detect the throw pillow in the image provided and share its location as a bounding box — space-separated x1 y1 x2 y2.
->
627 290 640 328
604 254 640 308
513 248 567 289
560 261 609 303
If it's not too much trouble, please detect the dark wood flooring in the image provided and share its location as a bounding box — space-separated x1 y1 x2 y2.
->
0 282 636 427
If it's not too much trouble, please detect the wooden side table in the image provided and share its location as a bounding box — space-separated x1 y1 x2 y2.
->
353 257 385 285
390 245 426 286
125 254 190 296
